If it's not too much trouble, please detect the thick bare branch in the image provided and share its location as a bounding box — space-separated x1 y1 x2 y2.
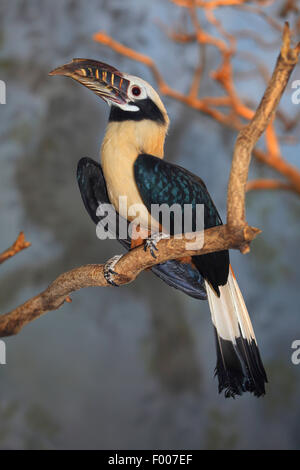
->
227 23 300 233
0 224 259 338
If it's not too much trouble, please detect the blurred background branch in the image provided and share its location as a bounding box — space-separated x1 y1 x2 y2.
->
94 0 300 195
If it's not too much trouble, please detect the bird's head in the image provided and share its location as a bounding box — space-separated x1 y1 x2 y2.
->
49 59 169 129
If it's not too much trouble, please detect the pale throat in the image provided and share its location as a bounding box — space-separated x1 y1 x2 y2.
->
101 119 167 229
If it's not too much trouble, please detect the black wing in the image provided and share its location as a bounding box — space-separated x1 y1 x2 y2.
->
77 157 207 300
134 154 229 295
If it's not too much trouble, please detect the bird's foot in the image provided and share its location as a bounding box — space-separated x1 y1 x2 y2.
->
103 254 123 286
144 232 169 259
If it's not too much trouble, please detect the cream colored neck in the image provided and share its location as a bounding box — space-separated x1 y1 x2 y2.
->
101 119 167 163
100 119 168 228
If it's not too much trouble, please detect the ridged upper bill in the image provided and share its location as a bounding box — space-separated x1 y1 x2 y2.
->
49 58 130 105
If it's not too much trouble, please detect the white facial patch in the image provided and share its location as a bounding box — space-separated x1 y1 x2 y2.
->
118 102 140 112
121 73 168 121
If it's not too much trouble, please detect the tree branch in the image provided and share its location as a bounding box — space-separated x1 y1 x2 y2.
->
0 23 298 338
227 22 300 236
0 232 31 266
92 31 232 125
246 178 295 192
93 5 300 197
0 225 256 338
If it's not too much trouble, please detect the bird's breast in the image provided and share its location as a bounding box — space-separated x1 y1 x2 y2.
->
100 120 165 233
101 148 160 232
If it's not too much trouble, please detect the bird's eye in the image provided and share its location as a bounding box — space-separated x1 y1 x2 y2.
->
131 86 141 97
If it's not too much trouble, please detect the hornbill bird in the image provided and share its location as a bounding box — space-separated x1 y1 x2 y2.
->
50 59 267 398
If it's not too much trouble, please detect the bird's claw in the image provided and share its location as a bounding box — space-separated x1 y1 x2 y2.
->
104 254 123 286
144 232 169 259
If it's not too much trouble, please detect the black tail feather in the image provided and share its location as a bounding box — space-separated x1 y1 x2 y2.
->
214 327 267 398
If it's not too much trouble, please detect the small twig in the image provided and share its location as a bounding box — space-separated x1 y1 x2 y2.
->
254 148 300 193
0 232 31 265
236 3 284 33
246 178 295 192
93 12 300 202
188 43 206 99
172 0 250 9
93 31 233 125
234 29 280 49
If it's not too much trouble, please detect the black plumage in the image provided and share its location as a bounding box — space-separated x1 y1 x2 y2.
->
77 157 207 300
134 154 229 295
109 99 166 124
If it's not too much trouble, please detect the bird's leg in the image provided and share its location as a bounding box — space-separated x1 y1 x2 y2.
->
103 254 123 286
144 232 169 259
130 224 149 249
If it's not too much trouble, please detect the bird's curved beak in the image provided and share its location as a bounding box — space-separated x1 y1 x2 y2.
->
49 58 130 106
